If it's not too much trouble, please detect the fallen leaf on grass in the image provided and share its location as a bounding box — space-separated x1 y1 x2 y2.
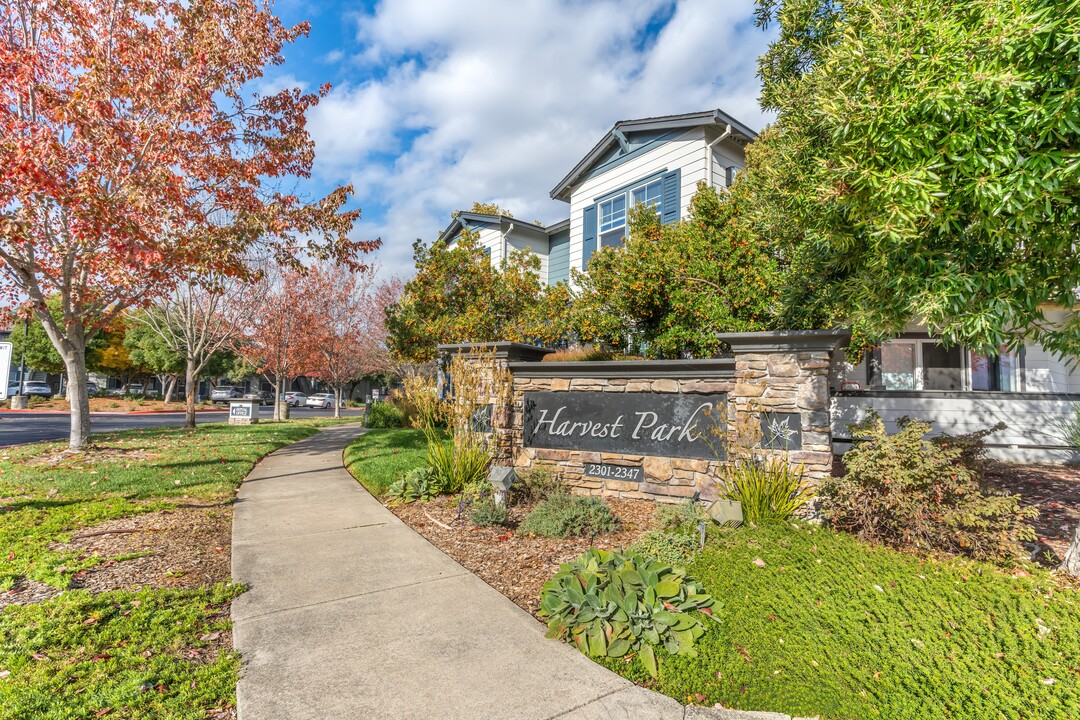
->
0 670 10 679
752 558 766 568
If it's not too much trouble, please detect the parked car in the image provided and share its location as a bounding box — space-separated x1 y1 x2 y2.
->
305 393 338 409
243 390 275 405
282 392 307 407
7 381 53 398
122 383 144 395
210 386 243 404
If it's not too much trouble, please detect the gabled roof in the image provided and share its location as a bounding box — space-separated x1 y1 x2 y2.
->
438 212 550 244
549 108 759 202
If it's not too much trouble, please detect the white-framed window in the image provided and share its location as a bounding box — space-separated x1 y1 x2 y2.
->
631 179 663 215
597 178 666 248
598 194 626 247
874 340 1020 391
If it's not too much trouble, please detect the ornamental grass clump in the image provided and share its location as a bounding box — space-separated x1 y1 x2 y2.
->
539 548 720 677
821 413 1037 561
722 457 813 524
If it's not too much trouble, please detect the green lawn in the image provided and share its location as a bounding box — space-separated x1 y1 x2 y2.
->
0 419 357 719
343 427 434 495
600 522 1080 720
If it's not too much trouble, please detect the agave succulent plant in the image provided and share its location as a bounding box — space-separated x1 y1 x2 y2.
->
538 548 719 677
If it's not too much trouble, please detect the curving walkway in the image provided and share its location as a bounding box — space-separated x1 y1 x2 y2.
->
231 425 799 720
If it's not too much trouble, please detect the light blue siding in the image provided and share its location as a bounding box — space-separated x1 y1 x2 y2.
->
547 228 571 284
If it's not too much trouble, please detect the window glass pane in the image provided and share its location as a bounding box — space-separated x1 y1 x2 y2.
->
631 180 663 215
599 195 626 233
880 343 915 390
969 351 994 391
997 351 1017 392
922 343 963 390
600 229 624 248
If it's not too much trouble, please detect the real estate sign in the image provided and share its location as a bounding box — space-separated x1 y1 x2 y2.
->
0 342 11 401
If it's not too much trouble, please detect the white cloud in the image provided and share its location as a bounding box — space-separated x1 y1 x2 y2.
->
308 0 776 278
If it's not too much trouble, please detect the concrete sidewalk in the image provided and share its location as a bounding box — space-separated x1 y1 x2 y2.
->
231 425 796 720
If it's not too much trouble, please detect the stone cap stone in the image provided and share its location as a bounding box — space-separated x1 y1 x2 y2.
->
437 342 554 362
717 330 851 354
509 358 736 379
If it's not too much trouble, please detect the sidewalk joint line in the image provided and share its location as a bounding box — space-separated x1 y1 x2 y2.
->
543 686 632 720
235 570 471 623
235 521 387 544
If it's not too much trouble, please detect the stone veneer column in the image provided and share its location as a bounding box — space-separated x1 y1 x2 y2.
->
719 331 850 485
436 342 553 465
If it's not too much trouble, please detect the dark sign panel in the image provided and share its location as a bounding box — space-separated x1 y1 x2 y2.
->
230 404 251 418
761 412 801 450
522 391 725 460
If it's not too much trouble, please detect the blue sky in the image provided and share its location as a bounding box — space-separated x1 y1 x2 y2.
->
268 0 777 278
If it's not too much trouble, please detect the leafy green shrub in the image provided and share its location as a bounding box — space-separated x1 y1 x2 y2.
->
519 492 618 538
539 548 720 677
722 457 812 523
653 500 705 532
821 414 1037 561
627 530 700 568
932 420 1007 470
509 466 563 504
469 498 509 527
386 467 438 503
364 401 405 428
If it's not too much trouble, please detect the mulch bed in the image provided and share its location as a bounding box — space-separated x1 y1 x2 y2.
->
983 462 1080 562
390 496 658 617
0 501 233 608
389 460 1080 618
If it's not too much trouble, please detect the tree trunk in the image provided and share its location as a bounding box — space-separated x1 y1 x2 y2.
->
162 375 176 403
184 357 198 429
62 348 91 450
1061 523 1080 579
273 376 281 422
334 386 341 418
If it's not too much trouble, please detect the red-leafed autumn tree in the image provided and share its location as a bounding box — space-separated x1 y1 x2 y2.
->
0 0 373 449
137 272 266 428
235 267 316 421
304 263 400 417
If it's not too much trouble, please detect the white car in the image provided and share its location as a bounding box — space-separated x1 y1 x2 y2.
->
283 392 307 407
305 393 337 409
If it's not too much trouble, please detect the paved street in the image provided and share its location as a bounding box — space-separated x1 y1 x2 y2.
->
0 407 364 447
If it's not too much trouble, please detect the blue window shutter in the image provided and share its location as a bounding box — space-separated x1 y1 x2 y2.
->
661 169 681 225
581 204 598 269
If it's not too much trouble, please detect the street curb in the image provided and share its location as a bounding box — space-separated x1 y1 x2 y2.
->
0 408 227 415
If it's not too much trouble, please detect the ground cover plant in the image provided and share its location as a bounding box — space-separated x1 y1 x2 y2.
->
600 522 1079 719
0 419 353 718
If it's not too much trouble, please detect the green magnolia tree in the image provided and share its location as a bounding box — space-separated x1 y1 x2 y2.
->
754 0 1080 357
124 317 185 401
572 183 782 358
386 227 570 362
8 300 106 383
